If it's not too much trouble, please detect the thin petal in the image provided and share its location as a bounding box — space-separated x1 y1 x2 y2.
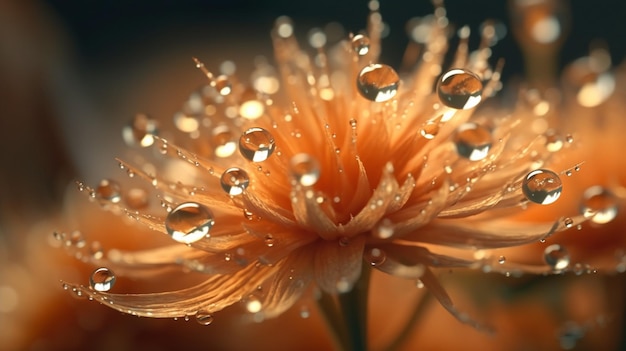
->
314 236 365 293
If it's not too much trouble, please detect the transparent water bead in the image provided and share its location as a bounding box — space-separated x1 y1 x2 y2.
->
364 248 386 266
89 267 116 292
165 202 215 244
544 244 570 270
195 310 214 325
213 75 232 96
356 63 400 102
437 69 483 110
122 113 158 147
125 187 149 210
211 125 237 158
95 179 122 203
351 34 370 56
454 122 492 161
220 167 250 196
239 127 276 162
522 169 562 205
289 153 320 186
580 186 618 224
245 295 263 313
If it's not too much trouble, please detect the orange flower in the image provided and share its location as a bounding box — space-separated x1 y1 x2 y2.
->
52 1 623 350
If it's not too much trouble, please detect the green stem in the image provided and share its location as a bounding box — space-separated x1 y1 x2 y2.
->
338 265 371 351
318 291 351 351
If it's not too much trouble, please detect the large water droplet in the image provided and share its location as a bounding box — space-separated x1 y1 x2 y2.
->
220 167 250 196
454 122 492 161
437 69 483 109
544 244 570 270
364 248 387 266
195 310 214 325
89 267 116 292
351 34 370 56
122 113 158 147
522 169 562 205
165 202 215 244
580 186 618 224
290 153 320 186
356 63 400 102
211 125 237 158
239 127 276 162
95 179 122 203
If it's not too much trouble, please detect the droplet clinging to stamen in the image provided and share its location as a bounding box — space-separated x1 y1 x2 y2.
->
220 168 250 196
356 63 400 102
239 127 276 162
453 122 492 161
437 69 483 110
89 267 116 292
580 186 618 224
522 169 562 205
351 34 370 56
122 113 158 147
165 202 215 244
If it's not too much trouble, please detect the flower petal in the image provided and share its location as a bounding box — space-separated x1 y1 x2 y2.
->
314 235 365 293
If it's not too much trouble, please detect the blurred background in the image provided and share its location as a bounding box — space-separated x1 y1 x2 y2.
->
1 0 626 350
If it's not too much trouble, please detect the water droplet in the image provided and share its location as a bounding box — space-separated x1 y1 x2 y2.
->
195 310 214 325
211 125 237 158
336 277 351 293
122 113 158 147
356 63 400 102
564 217 574 228
165 202 215 244
416 279 424 289
372 218 394 239
437 69 483 109
351 34 370 56
67 231 86 248
245 295 263 313
264 234 275 247
419 121 439 139
239 127 276 162
214 75 232 96
454 123 492 161
289 154 320 186
90 241 104 259
89 267 116 292
364 248 386 266
125 188 149 210
299 305 310 319
522 169 562 205
545 129 564 152
580 186 618 224
220 167 250 196
498 256 506 264
544 244 570 270
95 179 122 203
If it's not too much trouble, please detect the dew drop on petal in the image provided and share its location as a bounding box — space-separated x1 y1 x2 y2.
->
122 113 158 147
454 122 492 161
437 69 483 109
211 125 237 158
125 188 149 210
372 218 394 239
165 202 215 244
89 267 116 292
498 256 506 264
544 244 570 270
220 167 250 196
239 127 276 162
564 217 574 228
580 186 618 224
95 179 122 203
214 75 232 96
364 248 386 266
522 169 562 205
356 63 400 102
419 120 440 139
545 129 564 152
195 310 214 325
351 34 370 56
290 153 320 186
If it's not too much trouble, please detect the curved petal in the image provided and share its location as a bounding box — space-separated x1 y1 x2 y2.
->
314 236 365 293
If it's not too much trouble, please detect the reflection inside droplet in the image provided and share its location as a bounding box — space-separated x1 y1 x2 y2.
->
89 267 116 292
356 63 400 102
454 122 492 161
437 69 483 109
239 127 276 162
165 202 215 244
543 244 570 270
580 186 618 224
289 154 320 186
220 167 250 196
522 169 562 205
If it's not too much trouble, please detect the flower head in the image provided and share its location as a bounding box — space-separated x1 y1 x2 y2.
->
57 0 611 339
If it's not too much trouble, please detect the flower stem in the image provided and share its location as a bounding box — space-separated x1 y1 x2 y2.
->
387 289 432 351
338 265 371 351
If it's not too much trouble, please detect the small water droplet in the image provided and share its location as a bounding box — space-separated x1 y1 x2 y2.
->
336 277 351 293
565 134 574 143
365 248 386 266
564 217 574 228
211 125 237 158
195 310 214 325
67 231 86 248
522 169 562 205
437 69 483 109
545 129 564 152
125 188 149 210
89 267 116 292
454 122 492 161
351 34 370 56
544 244 570 270
498 256 506 264
372 218 394 239
338 237 350 247
356 63 400 102
122 113 158 147
165 202 215 244
239 127 276 162
419 121 440 139
214 75 232 96
289 153 320 186
299 305 310 319
90 241 104 259
580 186 618 224
416 279 424 289
220 167 250 196
95 179 122 203
264 234 275 247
